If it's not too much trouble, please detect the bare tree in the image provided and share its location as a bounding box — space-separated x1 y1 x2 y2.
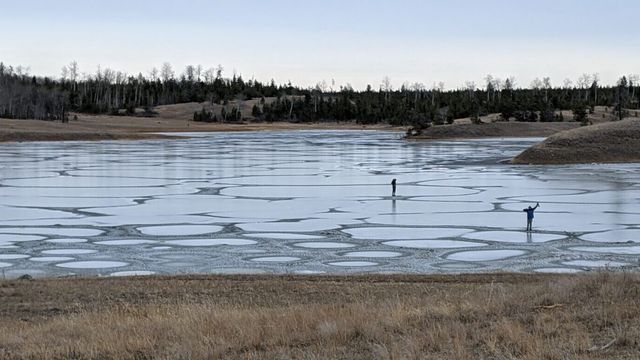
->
411 82 424 110
195 65 203 82
542 77 551 103
577 73 591 101
381 76 392 104
591 73 600 103
160 62 174 83
149 67 159 82
530 78 543 90
184 65 196 82
60 66 69 81
484 74 494 102
563 78 573 89
68 61 79 91
204 67 216 84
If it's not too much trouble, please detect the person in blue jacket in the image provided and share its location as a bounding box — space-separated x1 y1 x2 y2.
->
523 202 540 231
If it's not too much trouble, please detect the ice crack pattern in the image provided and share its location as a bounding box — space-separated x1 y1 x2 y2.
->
0 131 639 277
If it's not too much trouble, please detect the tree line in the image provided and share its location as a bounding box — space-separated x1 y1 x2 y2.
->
0 61 638 126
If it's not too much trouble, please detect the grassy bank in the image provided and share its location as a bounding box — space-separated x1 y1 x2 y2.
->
0 273 638 359
512 118 640 164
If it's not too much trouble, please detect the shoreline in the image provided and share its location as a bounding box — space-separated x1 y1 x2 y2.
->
0 116 406 143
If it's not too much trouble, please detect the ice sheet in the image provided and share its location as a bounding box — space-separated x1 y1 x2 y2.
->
56 261 128 269
293 242 357 249
343 251 402 258
42 249 97 255
344 227 473 240
581 229 640 243
462 231 565 243
2 131 639 275
446 249 528 261
164 239 256 246
384 240 487 249
327 261 378 267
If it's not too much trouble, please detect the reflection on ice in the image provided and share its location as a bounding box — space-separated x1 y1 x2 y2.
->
0 228 104 237
534 267 582 274
463 231 565 243
0 234 46 242
581 229 640 243
384 240 486 249
56 261 128 269
343 251 402 258
345 227 473 240
562 260 630 268
42 249 97 255
95 240 157 246
110 271 156 276
293 242 357 249
447 249 527 261
29 257 74 262
571 246 640 255
164 239 256 246
0 254 30 259
46 238 88 244
245 233 324 240
250 256 301 262
327 261 378 267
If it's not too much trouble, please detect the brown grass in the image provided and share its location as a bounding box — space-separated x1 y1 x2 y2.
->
0 273 639 359
409 121 578 140
512 118 640 164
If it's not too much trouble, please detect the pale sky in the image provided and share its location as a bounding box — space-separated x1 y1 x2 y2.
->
1 0 639 89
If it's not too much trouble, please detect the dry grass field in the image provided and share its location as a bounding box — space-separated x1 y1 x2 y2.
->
0 273 639 359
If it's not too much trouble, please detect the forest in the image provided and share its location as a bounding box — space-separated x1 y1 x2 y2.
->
0 61 638 127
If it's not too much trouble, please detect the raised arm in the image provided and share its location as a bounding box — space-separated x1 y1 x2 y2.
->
533 203 540 210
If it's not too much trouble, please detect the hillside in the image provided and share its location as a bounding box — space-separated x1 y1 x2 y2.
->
512 117 640 164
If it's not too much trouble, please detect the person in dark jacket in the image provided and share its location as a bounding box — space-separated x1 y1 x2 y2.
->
523 202 540 231
391 178 397 197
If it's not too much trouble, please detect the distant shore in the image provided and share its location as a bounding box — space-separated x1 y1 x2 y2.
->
0 115 405 143
1 272 638 359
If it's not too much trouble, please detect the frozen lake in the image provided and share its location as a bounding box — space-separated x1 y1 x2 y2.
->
1 131 639 277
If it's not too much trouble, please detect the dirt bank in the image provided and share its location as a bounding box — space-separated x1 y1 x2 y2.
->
512 118 640 164
408 121 579 140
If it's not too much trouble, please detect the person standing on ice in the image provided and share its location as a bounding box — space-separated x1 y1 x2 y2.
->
522 202 540 231
391 178 397 197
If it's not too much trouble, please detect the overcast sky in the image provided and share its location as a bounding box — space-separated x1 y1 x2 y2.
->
1 0 639 89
